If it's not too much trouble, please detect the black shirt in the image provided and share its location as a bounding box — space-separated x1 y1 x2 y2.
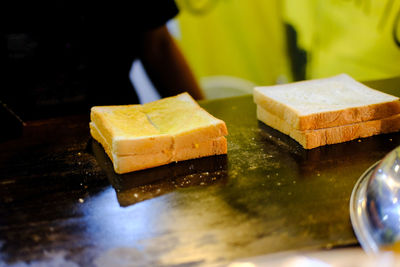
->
0 0 179 120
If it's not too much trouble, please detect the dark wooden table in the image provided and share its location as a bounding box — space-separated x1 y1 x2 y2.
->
1 80 400 266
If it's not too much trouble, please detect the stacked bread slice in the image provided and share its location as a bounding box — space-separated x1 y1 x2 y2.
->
254 74 400 149
90 93 228 174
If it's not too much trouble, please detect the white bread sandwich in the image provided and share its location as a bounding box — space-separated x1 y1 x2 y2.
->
90 93 228 174
254 74 400 149
257 106 400 149
254 74 400 131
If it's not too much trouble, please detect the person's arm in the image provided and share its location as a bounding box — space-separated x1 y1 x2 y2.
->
138 25 204 100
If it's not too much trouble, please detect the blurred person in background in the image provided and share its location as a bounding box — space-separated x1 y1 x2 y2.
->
0 0 203 124
173 0 399 93
282 0 400 81
173 0 292 99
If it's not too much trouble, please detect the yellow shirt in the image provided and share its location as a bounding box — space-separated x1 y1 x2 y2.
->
283 0 400 81
174 0 292 97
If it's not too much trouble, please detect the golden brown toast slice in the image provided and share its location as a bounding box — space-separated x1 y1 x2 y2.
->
90 93 228 173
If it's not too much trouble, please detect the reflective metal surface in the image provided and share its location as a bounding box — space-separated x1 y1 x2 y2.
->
351 146 400 253
350 161 380 252
1 95 400 266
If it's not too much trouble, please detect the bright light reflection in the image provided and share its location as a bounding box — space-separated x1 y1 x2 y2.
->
228 262 256 267
385 175 398 190
79 186 169 248
283 256 331 267
358 206 362 215
395 164 400 173
229 256 331 267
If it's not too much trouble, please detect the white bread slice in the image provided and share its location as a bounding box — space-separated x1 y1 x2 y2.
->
174 136 227 162
90 105 173 156
142 93 228 142
257 105 400 149
90 93 228 173
90 122 174 173
114 137 227 174
92 118 226 173
254 74 400 131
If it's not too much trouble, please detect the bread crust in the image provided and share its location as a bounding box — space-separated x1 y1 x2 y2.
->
113 137 227 174
92 121 227 173
90 122 113 160
113 152 173 174
113 135 174 156
90 122 175 156
90 93 228 174
174 122 228 149
174 136 227 162
90 105 174 155
253 74 400 130
257 106 400 149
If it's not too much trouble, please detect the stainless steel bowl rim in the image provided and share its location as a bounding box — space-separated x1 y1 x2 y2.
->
350 160 381 254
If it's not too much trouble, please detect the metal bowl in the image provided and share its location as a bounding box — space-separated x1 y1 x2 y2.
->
350 146 400 253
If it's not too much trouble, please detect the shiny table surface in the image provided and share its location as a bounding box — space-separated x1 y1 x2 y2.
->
1 81 400 266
